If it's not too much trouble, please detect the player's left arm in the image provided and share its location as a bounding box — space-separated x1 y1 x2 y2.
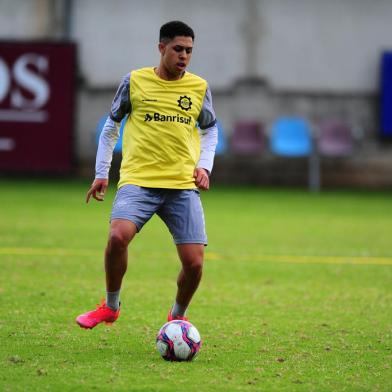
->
195 84 218 190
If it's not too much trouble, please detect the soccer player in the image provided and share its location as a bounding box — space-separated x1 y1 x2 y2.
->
76 21 218 329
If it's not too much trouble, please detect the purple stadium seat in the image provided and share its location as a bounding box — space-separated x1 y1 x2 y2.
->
230 120 265 154
317 120 354 156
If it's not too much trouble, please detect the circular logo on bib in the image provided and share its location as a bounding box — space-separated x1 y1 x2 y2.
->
177 95 192 111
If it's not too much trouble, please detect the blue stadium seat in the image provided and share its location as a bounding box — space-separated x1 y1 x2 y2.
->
270 116 319 191
215 120 228 155
96 114 125 153
270 117 312 156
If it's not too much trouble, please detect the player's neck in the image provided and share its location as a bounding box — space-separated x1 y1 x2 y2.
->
154 66 185 81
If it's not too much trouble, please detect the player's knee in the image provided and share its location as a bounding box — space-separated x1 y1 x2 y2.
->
178 245 204 276
184 258 203 277
107 229 129 250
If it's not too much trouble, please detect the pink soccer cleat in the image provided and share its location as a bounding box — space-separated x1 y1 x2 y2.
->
167 310 189 322
76 301 120 329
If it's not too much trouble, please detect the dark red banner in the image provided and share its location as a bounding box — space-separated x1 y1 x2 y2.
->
0 41 76 173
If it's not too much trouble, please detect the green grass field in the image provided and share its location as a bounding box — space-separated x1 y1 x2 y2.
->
1 179 391 391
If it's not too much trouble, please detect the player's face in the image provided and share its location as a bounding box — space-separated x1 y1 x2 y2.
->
159 36 193 79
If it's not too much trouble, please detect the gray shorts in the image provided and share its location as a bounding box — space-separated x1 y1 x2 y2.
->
111 184 207 245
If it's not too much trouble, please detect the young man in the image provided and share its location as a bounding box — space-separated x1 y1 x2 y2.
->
76 21 218 329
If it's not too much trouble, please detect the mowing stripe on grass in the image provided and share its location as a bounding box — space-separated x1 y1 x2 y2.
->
234 254 392 266
1 247 392 266
0 247 101 257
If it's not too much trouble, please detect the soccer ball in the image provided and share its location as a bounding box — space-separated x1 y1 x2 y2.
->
156 320 201 361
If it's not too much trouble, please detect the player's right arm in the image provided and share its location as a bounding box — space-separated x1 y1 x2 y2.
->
86 73 132 203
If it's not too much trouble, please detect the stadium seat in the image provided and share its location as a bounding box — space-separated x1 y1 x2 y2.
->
95 114 125 153
230 120 265 154
270 117 312 157
270 116 319 191
317 120 354 157
215 120 228 155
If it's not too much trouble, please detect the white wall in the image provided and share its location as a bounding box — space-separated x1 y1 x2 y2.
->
2 0 392 92
0 0 50 38
258 0 392 92
71 0 247 89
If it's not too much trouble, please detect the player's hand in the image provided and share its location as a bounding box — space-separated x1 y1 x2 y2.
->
86 178 109 203
194 168 209 191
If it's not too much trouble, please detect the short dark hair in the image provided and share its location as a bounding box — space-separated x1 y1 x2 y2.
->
159 21 194 42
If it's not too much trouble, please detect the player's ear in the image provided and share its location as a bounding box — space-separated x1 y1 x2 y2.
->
158 42 166 55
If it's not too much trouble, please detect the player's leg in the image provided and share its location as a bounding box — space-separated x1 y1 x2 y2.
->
158 189 207 321
104 218 138 311
172 243 204 319
75 219 137 329
76 184 160 329
105 219 138 293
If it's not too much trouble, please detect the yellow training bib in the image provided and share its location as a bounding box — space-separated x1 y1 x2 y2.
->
118 67 207 189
